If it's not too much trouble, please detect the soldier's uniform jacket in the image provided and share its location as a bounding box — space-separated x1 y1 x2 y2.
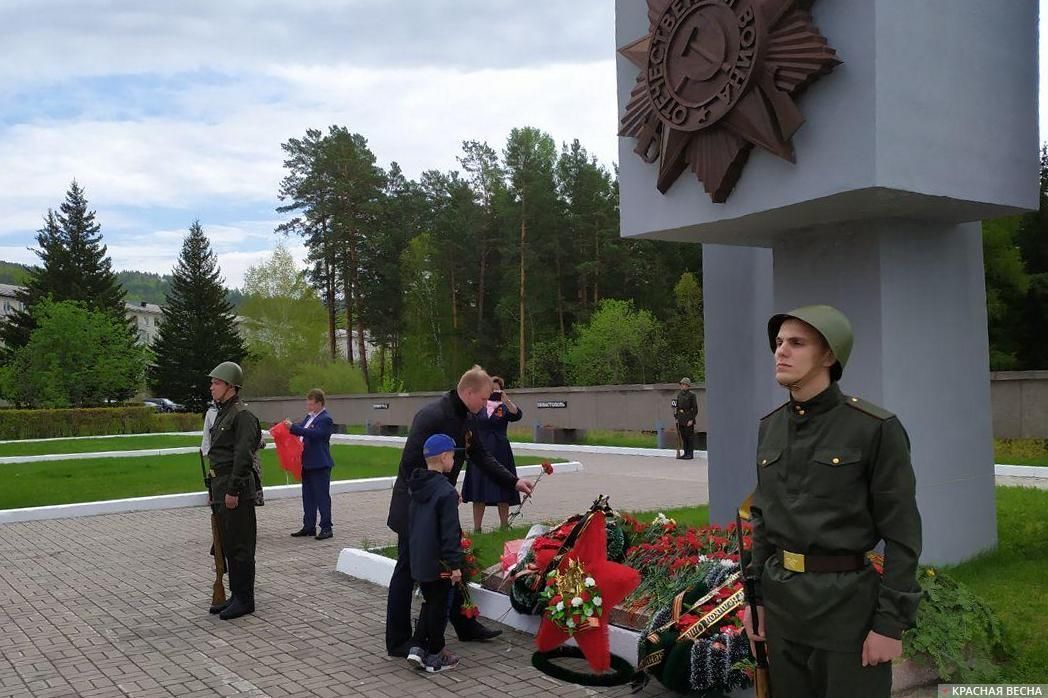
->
746 383 922 651
207 396 262 504
674 389 697 426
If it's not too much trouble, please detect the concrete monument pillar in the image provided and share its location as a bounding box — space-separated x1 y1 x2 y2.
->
616 0 1038 563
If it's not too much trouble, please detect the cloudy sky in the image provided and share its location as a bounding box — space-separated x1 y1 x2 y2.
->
0 1 1044 290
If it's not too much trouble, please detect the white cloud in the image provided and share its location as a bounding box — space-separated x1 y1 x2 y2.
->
0 1 614 91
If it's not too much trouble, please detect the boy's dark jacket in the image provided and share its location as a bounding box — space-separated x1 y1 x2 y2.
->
408 468 464 583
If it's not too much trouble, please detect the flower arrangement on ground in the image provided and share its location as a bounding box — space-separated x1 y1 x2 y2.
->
539 559 603 634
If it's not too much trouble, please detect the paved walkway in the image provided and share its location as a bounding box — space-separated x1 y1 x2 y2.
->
3 446 1032 697
0 451 706 698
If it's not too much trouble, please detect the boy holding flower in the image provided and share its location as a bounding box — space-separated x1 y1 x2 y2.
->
405 434 464 673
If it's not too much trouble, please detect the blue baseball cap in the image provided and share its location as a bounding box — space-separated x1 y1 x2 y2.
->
423 433 458 458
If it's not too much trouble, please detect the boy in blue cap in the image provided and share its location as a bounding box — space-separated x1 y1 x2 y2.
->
405 433 464 673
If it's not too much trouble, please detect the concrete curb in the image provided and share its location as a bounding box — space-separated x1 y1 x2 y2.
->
0 461 583 524
334 547 643 665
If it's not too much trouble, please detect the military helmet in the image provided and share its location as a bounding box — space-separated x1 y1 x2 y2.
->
767 305 853 382
208 361 244 388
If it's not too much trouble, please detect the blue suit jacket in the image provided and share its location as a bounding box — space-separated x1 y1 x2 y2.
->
289 409 335 471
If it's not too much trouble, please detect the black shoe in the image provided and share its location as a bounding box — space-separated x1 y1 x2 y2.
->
209 597 233 615
681 454 694 460
457 623 502 642
315 530 333 540
291 528 315 537
218 597 255 620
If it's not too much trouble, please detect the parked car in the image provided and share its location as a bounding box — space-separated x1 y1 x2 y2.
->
144 398 186 413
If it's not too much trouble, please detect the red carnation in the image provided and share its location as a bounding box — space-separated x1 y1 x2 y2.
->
461 538 472 549
541 461 555 475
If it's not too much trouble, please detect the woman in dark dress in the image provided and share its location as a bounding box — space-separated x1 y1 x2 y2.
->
462 376 523 532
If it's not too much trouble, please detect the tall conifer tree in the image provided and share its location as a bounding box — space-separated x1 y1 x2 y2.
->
1 181 130 355
149 221 246 412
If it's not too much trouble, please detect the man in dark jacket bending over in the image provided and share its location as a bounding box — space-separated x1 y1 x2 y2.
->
385 365 534 657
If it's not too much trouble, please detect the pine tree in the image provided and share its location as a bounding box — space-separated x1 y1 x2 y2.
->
149 221 247 412
1 181 130 355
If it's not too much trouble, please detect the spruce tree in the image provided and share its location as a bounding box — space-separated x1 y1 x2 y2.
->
149 221 247 412
1 181 130 355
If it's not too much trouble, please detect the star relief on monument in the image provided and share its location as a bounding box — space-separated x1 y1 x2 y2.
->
619 0 841 203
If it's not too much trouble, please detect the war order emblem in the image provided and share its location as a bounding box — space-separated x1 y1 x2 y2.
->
619 0 841 202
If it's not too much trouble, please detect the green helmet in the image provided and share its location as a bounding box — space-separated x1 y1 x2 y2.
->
208 361 243 388
767 305 853 382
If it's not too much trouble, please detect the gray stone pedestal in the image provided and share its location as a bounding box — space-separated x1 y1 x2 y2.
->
616 0 1037 564
706 222 999 563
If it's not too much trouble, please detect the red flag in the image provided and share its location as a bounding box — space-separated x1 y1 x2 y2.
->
268 422 303 481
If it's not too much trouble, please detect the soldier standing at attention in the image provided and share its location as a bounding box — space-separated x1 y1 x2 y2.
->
742 306 922 698
674 377 698 460
206 361 262 621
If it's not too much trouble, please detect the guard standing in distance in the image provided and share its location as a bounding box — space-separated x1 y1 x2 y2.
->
206 361 262 621
674 377 698 459
742 305 923 698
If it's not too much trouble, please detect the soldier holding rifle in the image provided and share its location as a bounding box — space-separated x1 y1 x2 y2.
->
205 361 262 621
743 306 922 697
674 377 697 460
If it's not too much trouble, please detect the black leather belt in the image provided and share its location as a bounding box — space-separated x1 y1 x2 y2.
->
779 549 866 573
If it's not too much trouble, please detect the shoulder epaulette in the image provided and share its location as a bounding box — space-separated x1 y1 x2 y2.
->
760 402 788 421
844 395 894 420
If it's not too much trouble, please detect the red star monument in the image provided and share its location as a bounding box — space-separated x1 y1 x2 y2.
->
534 512 641 672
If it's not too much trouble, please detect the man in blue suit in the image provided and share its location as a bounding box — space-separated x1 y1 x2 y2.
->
285 388 335 540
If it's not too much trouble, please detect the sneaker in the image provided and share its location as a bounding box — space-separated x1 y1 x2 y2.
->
406 646 425 669
423 650 460 673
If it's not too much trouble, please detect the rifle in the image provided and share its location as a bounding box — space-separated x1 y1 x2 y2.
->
736 498 771 698
200 450 227 607
671 398 681 458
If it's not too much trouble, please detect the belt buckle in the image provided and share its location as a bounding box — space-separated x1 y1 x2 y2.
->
783 550 806 573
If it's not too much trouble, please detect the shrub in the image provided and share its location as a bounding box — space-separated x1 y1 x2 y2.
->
0 407 201 440
903 567 1009 682
289 361 368 396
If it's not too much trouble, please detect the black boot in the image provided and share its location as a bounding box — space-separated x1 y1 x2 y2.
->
454 618 501 641
221 560 255 620
219 595 255 620
209 597 234 615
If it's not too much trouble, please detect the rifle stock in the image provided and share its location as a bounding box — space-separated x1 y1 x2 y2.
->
201 451 226 605
737 509 772 698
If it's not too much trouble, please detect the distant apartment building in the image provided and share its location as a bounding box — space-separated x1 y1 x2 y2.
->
126 300 164 346
0 283 25 318
0 283 164 347
335 328 380 362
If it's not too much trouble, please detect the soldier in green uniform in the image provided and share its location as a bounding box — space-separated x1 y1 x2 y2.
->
742 305 922 698
206 361 262 621
674 377 698 459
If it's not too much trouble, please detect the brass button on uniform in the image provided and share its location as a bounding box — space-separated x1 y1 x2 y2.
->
761 459 768 465
832 457 840 464
798 409 806 416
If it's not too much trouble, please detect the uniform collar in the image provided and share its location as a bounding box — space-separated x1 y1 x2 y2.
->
788 382 843 419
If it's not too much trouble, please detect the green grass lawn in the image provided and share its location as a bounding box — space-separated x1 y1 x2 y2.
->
940 486 1048 683
0 444 562 509
0 434 204 457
